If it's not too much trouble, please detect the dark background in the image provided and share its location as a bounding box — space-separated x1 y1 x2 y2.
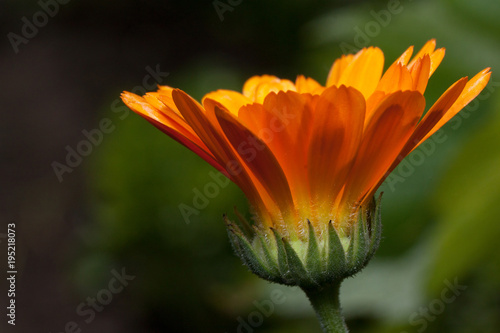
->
1 0 499 332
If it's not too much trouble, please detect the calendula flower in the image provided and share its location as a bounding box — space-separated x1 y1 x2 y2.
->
121 39 490 333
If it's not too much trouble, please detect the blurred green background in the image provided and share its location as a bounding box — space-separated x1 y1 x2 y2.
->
1 0 499 332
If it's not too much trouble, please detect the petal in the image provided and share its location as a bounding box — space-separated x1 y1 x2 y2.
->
375 63 413 94
368 77 470 194
122 91 194 140
260 91 314 149
407 39 445 77
410 54 431 94
428 48 445 76
307 86 365 211
243 75 296 103
238 91 316 218
365 90 388 125
156 86 179 109
367 70 490 198
172 89 270 215
295 75 324 94
335 47 385 99
237 102 269 135
326 54 355 87
414 68 491 148
143 92 175 114
238 91 315 177
393 45 414 66
121 91 225 175
254 80 297 104
172 89 228 163
408 39 436 67
406 77 468 153
201 97 230 132
215 105 295 217
341 91 425 207
202 90 252 116
367 63 413 125
144 92 185 124
243 75 276 99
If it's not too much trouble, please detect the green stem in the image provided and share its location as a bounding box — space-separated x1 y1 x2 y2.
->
302 282 349 333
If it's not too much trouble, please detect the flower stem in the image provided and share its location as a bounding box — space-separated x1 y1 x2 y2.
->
302 282 348 333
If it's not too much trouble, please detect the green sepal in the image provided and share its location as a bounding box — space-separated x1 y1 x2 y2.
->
253 226 280 276
233 207 255 239
224 215 245 258
271 228 293 282
231 228 276 280
367 194 383 260
282 237 316 287
327 221 347 281
346 208 368 274
306 221 322 275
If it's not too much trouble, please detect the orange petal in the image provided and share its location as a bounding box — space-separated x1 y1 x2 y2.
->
326 54 355 87
365 90 388 125
307 86 365 211
243 75 275 99
238 91 314 183
410 54 431 94
237 102 269 135
406 78 468 153
295 75 324 94
341 91 425 207
367 69 490 197
260 91 314 150
367 78 469 194
215 105 295 218
406 40 445 77
144 92 186 124
254 80 296 104
408 39 436 68
122 91 193 139
428 48 445 76
144 92 175 113
414 68 491 147
335 47 385 99
121 91 225 175
375 62 413 94
366 63 414 126
393 45 414 66
243 75 296 103
407 39 444 78
241 91 315 216
172 89 236 165
172 89 269 214
155 86 178 108
202 90 251 116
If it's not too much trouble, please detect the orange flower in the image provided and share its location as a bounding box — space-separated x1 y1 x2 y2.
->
121 39 490 241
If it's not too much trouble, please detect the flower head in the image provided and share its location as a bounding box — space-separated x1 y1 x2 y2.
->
121 39 490 243
121 40 491 331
